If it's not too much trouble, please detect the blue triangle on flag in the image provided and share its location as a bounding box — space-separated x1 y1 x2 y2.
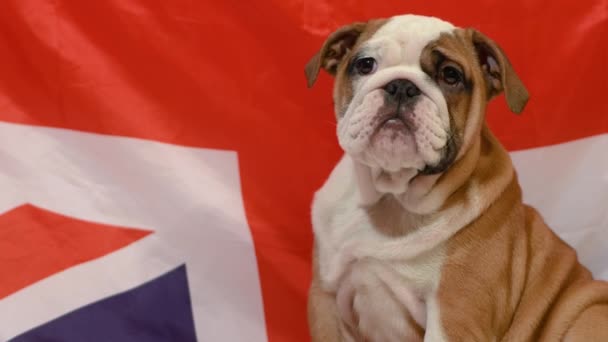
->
10 264 197 342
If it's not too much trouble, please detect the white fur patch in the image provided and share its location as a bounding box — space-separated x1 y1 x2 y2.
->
312 155 446 340
373 15 454 63
336 259 427 341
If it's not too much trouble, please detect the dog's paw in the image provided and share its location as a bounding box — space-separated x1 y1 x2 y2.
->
336 259 425 342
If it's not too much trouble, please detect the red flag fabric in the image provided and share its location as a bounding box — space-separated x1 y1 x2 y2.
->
0 1 606 341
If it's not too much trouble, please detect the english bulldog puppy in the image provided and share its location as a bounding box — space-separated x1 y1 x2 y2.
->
305 14 608 342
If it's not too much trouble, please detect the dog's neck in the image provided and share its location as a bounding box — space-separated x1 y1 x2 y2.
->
350 125 517 256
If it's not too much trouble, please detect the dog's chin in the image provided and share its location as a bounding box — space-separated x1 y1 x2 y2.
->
365 118 426 172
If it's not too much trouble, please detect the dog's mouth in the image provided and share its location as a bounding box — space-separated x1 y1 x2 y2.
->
377 109 415 133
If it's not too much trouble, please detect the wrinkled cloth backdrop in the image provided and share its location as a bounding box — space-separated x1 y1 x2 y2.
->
0 1 606 341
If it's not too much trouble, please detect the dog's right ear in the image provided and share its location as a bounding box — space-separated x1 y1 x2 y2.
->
305 22 367 88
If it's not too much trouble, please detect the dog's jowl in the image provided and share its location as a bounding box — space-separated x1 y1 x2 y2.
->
306 14 608 342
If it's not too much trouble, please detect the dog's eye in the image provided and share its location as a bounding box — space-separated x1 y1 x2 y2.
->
441 66 463 85
353 57 377 76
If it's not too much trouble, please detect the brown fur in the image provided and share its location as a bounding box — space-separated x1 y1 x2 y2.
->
427 29 608 340
439 129 608 341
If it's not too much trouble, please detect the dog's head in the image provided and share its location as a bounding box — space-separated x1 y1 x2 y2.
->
306 15 528 178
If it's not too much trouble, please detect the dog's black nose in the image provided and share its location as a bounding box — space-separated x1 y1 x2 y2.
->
383 79 421 99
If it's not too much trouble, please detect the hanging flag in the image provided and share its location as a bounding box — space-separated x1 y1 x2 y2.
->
0 1 605 341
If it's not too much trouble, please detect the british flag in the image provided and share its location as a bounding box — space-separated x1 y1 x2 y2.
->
0 1 606 341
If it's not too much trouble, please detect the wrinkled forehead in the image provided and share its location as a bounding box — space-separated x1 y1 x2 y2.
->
361 15 456 65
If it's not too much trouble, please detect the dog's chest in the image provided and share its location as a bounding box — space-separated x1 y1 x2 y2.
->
314 203 443 295
312 156 445 333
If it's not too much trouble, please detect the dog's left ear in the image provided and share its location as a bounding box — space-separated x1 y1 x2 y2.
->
469 29 529 114
305 22 367 88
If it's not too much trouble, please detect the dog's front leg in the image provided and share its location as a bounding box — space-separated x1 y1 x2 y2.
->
308 278 344 341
